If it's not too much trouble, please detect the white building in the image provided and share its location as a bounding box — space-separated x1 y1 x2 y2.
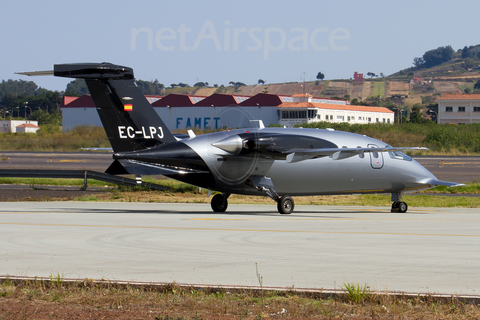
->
278 94 394 127
437 94 480 124
0 120 40 133
60 93 395 131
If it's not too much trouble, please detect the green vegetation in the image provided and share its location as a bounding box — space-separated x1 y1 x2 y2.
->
0 125 109 151
297 122 480 154
371 81 385 97
343 283 369 303
413 45 455 69
1 278 479 319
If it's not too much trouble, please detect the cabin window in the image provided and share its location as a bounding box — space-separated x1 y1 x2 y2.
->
358 146 364 158
446 107 453 112
458 107 465 112
474 107 480 112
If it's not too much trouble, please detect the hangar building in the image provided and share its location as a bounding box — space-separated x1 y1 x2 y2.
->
60 92 394 131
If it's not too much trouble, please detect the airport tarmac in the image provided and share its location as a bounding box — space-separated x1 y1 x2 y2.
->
1 201 479 295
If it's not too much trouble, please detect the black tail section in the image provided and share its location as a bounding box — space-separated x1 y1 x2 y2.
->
54 62 176 152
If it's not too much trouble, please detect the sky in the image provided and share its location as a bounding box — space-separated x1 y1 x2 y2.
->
1 0 479 92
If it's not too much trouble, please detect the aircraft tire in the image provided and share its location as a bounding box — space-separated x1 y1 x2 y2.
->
398 201 408 213
277 196 294 214
211 194 228 212
391 201 399 213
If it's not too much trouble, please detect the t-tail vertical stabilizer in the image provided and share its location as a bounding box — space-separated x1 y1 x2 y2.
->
55 62 176 152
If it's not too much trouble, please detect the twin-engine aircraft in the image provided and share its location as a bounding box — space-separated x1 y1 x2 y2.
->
17 62 464 214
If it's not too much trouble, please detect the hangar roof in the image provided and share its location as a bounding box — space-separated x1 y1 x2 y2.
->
239 93 285 106
194 93 251 106
277 102 394 113
151 94 205 107
61 95 164 108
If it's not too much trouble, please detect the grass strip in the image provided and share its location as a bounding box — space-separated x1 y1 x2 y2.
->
1 277 479 319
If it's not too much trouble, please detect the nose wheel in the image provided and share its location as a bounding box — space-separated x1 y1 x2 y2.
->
277 195 294 214
391 193 408 213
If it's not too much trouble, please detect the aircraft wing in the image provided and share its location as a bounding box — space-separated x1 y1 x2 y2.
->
285 147 428 163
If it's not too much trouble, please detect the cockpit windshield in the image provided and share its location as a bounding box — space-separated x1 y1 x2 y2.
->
386 145 412 161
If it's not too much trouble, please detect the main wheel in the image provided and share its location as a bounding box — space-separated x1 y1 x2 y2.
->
391 201 399 213
398 201 408 213
277 196 294 214
211 194 228 212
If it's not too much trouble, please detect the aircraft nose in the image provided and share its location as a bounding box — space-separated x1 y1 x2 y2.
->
411 159 437 183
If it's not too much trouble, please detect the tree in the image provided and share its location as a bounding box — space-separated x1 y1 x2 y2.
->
474 80 480 91
367 72 376 78
65 79 89 96
194 82 207 87
316 72 325 80
409 105 425 123
350 98 361 105
413 57 425 68
0 79 38 99
258 79 265 85
422 45 454 68
135 79 164 95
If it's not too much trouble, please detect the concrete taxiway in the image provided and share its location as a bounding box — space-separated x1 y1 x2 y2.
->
1 202 479 295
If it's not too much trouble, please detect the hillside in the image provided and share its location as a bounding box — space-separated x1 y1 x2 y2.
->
163 45 480 106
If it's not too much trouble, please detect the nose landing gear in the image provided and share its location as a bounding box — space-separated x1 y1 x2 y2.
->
391 193 408 213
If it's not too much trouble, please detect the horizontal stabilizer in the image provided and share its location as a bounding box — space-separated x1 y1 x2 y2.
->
286 146 428 163
16 62 133 80
15 70 54 76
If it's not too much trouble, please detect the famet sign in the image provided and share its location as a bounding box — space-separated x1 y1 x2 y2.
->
176 117 221 129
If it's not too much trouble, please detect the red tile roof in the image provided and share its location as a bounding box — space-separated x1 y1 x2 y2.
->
16 123 39 128
438 94 480 100
277 102 394 113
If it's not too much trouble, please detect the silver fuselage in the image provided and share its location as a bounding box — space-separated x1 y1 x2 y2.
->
182 127 436 196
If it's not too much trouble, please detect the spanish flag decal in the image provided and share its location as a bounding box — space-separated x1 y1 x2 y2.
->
124 104 133 111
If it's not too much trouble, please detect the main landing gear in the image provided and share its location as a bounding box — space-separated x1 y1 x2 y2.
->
211 193 230 212
255 186 294 214
210 191 294 214
391 193 408 213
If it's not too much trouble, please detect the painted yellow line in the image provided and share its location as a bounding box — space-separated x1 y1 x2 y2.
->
0 222 479 237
